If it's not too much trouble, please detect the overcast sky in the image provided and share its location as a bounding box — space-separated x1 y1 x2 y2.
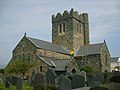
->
0 0 120 67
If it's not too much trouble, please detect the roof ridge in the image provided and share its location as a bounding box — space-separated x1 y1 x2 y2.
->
80 42 104 46
27 36 70 54
27 36 51 44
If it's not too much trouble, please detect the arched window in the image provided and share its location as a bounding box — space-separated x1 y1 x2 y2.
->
59 24 62 33
63 23 65 32
17 54 20 60
28 53 30 61
40 66 42 72
23 53 25 60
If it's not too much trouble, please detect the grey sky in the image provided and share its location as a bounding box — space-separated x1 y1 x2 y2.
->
0 0 120 67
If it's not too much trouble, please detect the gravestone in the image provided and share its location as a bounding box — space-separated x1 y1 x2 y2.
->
58 76 72 90
5 81 11 88
95 73 104 83
90 87 108 90
79 71 87 81
16 77 22 90
27 78 32 86
104 72 113 83
72 75 85 89
56 74 64 88
46 68 57 85
31 71 35 86
0 75 3 84
110 76 120 83
6 76 12 84
87 75 101 88
33 73 44 89
12 76 17 85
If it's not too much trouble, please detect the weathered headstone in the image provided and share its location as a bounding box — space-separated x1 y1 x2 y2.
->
6 76 12 84
87 81 101 88
72 75 85 89
95 73 104 83
90 87 108 90
79 71 87 81
46 68 57 85
0 74 3 84
58 76 72 90
104 72 113 83
87 75 101 88
5 81 11 88
31 71 35 86
27 78 32 86
16 77 22 90
12 76 17 85
56 74 64 88
33 73 44 89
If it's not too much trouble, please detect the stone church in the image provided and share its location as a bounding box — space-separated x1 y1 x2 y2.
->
6 9 111 76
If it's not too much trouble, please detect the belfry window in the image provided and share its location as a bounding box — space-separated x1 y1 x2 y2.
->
58 23 66 35
63 23 65 32
59 24 62 33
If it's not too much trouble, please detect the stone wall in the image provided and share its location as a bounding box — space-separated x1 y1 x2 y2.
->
52 8 90 51
101 43 111 72
37 49 70 59
75 54 101 72
12 36 37 61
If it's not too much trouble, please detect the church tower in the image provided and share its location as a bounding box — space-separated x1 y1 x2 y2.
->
52 9 90 51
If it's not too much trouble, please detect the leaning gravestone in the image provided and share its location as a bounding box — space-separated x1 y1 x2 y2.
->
6 76 12 84
46 68 57 85
79 71 87 81
16 77 22 90
72 75 85 89
33 73 44 89
5 81 11 88
58 76 72 90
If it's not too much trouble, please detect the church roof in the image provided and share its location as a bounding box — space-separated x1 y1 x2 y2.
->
53 59 70 71
110 57 119 62
74 43 104 56
38 56 70 71
27 37 70 54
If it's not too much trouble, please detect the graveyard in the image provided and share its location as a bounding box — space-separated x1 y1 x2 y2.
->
0 1 120 89
0 67 120 90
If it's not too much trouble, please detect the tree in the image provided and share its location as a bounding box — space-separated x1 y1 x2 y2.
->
80 65 95 73
6 60 38 78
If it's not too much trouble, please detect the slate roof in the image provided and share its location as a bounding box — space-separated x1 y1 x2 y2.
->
27 37 70 54
53 59 70 71
38 56 70 71
74 43 104 56
110 57 119 62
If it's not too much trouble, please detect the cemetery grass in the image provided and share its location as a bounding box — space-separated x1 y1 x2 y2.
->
0 80 33 90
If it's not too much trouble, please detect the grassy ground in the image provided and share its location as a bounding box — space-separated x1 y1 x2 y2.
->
0 81 33 90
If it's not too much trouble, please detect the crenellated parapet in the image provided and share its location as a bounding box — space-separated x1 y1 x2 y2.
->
52 8 88 23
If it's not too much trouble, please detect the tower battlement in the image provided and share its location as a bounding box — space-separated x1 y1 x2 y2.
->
52 8 88 23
